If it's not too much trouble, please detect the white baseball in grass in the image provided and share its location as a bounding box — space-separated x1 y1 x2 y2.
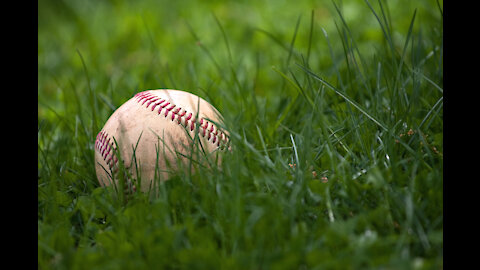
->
94 89 229 192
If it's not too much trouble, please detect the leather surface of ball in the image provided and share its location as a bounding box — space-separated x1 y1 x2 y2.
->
94 89 229 192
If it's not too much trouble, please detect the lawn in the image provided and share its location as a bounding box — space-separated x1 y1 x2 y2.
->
38 0 443 269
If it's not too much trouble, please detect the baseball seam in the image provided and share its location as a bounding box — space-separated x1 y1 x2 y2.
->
95 130 119 173
134 91 230 148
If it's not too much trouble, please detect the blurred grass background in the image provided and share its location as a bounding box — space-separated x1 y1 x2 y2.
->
38 0 443 269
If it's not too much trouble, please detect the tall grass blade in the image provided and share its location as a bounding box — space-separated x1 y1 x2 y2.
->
298 64 388 131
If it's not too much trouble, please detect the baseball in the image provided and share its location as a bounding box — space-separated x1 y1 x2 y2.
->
94 89 229 192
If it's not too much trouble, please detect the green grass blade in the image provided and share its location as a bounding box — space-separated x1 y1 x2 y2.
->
297 64 388 131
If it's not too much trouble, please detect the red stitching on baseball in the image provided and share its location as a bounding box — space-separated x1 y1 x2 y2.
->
151 99 165 111
161 102 170 109
95 130 119 173
134 91 230 148
147 97 159 107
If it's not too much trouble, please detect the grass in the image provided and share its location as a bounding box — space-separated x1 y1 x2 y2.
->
38 0 443 269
